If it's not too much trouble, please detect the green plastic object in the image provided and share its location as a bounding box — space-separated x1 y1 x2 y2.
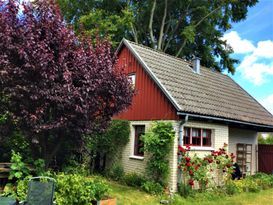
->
0 196 16 205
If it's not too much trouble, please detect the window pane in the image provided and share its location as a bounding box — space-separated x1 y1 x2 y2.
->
183 127 190 145
202 129 211 146
128 74 136 88
192 128 201 146
134 125 145 156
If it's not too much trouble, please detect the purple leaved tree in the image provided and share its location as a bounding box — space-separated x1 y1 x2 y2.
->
0 0 133 166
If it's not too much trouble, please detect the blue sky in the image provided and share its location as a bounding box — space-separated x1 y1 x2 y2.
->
223 0 273 115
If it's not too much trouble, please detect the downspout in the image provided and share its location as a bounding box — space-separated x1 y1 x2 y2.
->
178 115 188 184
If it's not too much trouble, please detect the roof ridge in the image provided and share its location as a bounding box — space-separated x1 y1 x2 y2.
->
125 39 229 78
125 39 191 64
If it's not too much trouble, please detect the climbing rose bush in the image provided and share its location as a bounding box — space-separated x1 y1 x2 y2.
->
178 144 235 189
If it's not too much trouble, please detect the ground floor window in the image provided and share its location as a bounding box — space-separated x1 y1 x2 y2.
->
183 127 212 147
133 125 145 156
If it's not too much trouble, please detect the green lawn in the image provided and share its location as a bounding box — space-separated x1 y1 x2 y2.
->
108 181 273 205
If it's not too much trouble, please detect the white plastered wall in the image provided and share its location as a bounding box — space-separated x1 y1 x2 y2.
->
228 127 258 174
120 120 179 192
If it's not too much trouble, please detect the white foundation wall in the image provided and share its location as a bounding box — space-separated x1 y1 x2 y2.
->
228 127 258 174
120 120 179 192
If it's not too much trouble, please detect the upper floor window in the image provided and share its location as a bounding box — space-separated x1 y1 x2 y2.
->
128 73 136 88
183 127 212 147
134 125 145 156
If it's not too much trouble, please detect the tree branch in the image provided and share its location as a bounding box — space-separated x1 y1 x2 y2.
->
157 0 168 50
175 40 187 57
176 5 221 57
195 5 221 27
149 0 157 48
131 23 138 43
163 1 191 52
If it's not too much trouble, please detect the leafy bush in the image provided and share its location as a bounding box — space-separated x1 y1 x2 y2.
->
55 174 110 204
143 122 175 186
178 183 193 198
9 151 30 181
141 181 164 195
178 144 234 189
86 120 130 172
224 180 239 195
123 173 146 188
248 173 273 189
8 151 46 181
2 176 30 201
107 164 125 181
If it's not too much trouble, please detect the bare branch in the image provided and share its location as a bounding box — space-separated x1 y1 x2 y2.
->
175 40 187 57
157 0 168 50
163 1 191 52
131 23 138 43
195 5 221 27
149 0 157 48
176 5 221 57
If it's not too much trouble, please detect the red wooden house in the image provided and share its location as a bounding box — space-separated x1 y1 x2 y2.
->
114 39 273 191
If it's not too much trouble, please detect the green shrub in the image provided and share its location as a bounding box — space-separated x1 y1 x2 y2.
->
141 181 164 195
178 183 193 198
143 122 175 186
55 174 110 205
86 120 130 172
224 180 239 195
248 173 273 189
107 164 124 181
2 176 30 201
9 151 30 181
16 178 29 201
123 173 146 187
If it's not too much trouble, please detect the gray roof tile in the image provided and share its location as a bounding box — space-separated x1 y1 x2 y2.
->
125 40 273 126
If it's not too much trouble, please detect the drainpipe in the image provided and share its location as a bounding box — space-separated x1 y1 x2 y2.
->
178 115 188 184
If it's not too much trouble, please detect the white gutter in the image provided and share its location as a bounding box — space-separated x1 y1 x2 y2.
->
177 112 273 130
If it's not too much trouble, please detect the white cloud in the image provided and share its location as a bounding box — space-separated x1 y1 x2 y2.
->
253 40 273 58
260 94 273 115
223 31 273 85
238 55 273 85
222 31 255 53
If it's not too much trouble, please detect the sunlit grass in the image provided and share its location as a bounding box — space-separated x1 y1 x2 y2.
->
107 180 273 205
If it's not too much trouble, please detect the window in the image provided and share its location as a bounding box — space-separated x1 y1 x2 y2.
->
192 128 201 145
183 127 212 147
134 125 145 156
128 73 136 88
202 129 211 146
183 127 190 145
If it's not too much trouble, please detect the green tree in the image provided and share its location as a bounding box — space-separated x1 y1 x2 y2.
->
57 0 258 74
258 133 273 145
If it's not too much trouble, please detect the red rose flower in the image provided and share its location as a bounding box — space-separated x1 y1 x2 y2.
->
189 179 194 186
185 157 191 162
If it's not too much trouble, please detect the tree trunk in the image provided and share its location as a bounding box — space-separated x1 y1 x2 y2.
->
44 135 64 168
157 0 168 50
149 0 157 48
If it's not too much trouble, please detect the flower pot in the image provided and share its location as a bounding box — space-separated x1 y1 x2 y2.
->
96 198 117 205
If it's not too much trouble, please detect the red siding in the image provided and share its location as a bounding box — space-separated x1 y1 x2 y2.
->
114 46 178 121
258 144 273 174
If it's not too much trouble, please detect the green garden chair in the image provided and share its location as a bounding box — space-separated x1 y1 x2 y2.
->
19 177 55 205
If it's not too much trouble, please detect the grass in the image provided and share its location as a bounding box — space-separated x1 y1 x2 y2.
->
107 181 273 205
